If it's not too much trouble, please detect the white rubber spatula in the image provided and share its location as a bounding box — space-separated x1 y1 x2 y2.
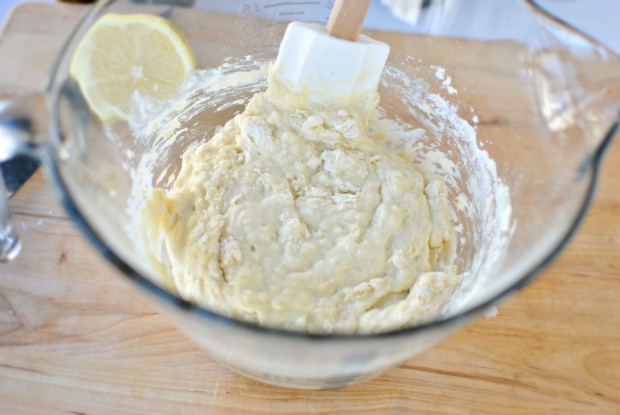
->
273 0 390 107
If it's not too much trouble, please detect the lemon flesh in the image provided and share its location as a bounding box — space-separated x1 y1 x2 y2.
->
70 13 195 121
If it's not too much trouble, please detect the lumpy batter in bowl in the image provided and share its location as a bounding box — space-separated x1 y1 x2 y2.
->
139 72 460 334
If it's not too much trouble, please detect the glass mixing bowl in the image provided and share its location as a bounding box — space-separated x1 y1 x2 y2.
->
1 0 619 389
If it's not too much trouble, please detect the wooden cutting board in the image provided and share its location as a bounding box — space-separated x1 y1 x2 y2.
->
1 4 619 414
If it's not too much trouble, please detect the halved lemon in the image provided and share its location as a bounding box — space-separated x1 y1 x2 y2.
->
70 13 195 121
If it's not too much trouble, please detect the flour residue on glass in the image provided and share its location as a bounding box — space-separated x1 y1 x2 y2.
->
126 59 270 215
375 62 513 316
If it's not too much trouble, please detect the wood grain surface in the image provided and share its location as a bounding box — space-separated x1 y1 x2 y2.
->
1 3 620 414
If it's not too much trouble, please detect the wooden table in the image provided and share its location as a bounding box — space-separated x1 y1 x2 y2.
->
1 4 619 414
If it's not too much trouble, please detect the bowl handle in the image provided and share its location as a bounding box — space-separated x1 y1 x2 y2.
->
0 94 48 262
0 172 21 262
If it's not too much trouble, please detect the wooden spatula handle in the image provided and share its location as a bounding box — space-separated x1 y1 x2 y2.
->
326 0 372 41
